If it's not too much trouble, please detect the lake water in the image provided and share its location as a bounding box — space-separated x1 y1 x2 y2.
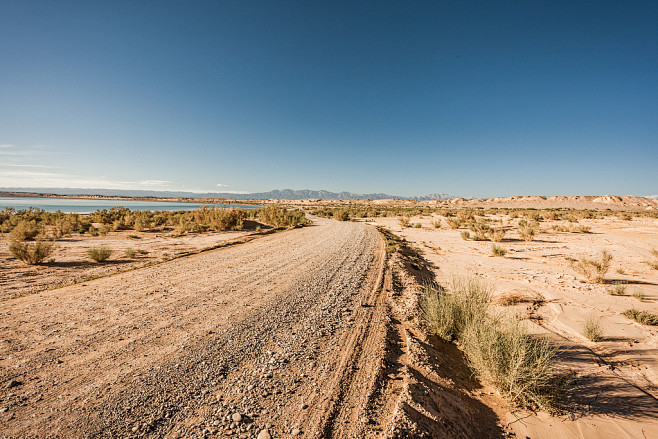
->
0 197 260 214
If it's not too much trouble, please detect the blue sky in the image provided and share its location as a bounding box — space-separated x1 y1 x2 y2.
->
1 1 656 197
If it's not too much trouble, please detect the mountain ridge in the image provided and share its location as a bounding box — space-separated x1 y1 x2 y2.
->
0 187 457 201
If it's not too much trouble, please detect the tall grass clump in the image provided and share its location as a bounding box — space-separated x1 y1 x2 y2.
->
583 315 603 342
88 246 112 262
421 278 558 410
569 250 612 283
491 244 507 257
622 309 658 326
607 281 627 296
9 239 55 265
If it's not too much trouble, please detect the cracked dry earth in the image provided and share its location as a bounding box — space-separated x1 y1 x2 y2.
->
0 217 411 438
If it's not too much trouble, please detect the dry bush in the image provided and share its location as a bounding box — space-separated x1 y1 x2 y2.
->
446 217 463 229
469 221 491 241
432 220 442 229
583 316 603 342
488 227 506 242
9 239 56 265
569 250 612 283
421 278 560 410
88 246 112 262
491 244 507 257
398 216 411 228
518 220 539 241
622 309 658 326
9 221 40 241
461 231 471 240
259 206 308 228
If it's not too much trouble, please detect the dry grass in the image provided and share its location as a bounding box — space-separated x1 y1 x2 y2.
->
583 315 603 342
607 281 627 296
491 244 507 257
569 250 612 283
421 278 559 410
623 309 658 326
518 219 539 241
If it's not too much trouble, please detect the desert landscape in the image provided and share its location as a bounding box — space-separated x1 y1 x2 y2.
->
1 196 657 438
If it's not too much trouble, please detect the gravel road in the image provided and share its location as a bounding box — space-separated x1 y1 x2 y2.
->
0 217 386 438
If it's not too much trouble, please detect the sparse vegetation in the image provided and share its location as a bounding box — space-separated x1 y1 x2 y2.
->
446 217 463 229
569 250 612 283
622 309 658 326
491 244 507 257
607 281 627 296
421 278 559 410
632 290 645 301
88 246 112 262
9 238 56 265
642 248 658 270
461 231 471 240
258 206 308 228
583 315 603 342
518 219 539 241
398 216 411 228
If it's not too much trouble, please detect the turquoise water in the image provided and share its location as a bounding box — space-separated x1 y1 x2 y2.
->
0 197 260 214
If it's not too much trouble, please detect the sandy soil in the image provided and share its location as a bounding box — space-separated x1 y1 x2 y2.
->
0 228 255 301
368 214 658 439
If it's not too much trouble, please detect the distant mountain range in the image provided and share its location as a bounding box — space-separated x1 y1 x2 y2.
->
0 187 457 201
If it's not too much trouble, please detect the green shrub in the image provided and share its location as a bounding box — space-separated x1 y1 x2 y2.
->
88 246 112 262
9 239 56 265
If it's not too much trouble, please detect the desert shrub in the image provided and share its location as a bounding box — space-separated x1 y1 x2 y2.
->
461 313 559 410
622 309 658 326
413 223 422 228
461 231 471 240
583 316 603 342
469 221 491 241
494 292 530 306
9 239 56 265
518 220 539 241
607 281 627 296
124 248 138 259
432 220 441 228
421 278 558 410
488 227 506 242
333 209 349 221
491 244 507 257
616 267 625 275
259 206 308 228
445 217 462 229
88 246 112 262
10 221 40 241
569 250 612 283
398 216 411 228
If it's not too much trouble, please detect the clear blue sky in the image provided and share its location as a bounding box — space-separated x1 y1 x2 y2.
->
1 1 656 197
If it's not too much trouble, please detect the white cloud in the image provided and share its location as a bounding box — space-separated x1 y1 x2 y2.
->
216 183 229 187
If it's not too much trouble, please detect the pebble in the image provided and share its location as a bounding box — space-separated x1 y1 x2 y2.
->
232 413 243 423
257 430 271 439
5 380 22 389
291 428 301 435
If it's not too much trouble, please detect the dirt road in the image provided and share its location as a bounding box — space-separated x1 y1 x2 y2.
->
0 218 393 438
